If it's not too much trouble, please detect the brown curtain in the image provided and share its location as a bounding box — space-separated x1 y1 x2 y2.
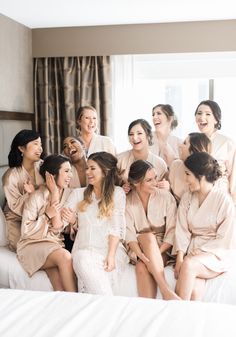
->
34 56 111 155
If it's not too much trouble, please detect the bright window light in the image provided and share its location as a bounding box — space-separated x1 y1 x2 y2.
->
111 53 236 153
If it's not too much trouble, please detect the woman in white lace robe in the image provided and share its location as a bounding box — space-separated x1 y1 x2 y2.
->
175 152 236 300
62 152 129 295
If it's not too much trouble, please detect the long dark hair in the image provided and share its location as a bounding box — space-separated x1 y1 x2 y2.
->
8 129 41 168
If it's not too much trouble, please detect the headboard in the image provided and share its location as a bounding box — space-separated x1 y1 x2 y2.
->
0 111 35 206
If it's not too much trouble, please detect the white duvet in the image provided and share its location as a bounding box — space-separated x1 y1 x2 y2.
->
0 289 236 337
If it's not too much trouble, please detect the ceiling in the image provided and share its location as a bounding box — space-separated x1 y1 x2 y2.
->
1 0 236 29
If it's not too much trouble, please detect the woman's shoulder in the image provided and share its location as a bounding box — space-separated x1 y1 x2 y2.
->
211 185 234 203
114 186 126 198
213 132 235 146
26 185 48 205
2 166 23 185
71 187 86 197
178 190 192 207
116 150 131 160
148 151 167 169
154 187 176 203
169 159 184 170
94 134 114 144
168 134 182 143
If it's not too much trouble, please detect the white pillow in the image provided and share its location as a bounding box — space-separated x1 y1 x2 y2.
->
0 207 7 246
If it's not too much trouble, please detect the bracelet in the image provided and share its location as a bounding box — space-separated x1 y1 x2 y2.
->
45 212 51 220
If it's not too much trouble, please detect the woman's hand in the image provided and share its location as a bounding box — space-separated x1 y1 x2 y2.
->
45 172 59 197
190 249 202 256
69 225 77 241
174 254 184 279
61 207 77 225
122 182 131 194
45 201 60 219
156 178 170 190
104 254 116 272
138 252 150 265
23 180 35 194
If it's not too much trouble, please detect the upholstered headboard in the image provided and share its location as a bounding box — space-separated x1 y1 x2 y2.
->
0 111 34 206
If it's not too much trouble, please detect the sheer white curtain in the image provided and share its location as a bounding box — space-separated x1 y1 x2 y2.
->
111 52 236 153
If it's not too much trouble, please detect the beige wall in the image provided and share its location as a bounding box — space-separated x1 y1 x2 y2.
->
0 14 33 206
0 14 33 112
32 20 236 57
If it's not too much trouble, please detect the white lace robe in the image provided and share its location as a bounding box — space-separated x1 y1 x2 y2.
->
65 186 129 295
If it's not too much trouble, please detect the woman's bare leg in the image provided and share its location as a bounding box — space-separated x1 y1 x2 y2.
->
138 233 180 300
135 260 157 298
191 278 206 301
41 248 77 292
45 267 64 291
176 255 220 300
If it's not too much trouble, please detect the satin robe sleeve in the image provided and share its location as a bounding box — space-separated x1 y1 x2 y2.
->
175 192 192 253
227 140 236 204
125 201 138 244
62 188 84 228
20 190 50 240
3 170 29 217
200 195 236 258
162 192 177 245
108 187 126 240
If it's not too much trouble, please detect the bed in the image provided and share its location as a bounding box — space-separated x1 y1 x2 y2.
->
1 206 236 305
1 208 236 337
1 288 236 337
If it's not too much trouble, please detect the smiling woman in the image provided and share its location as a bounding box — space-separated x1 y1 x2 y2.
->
194 100 236 205
2 130 44 251
16 154 77 292
62 151 129 295
112 53 236 154
117 119 167 193
76 106 116 157
62 136 87 188
175 152 236 301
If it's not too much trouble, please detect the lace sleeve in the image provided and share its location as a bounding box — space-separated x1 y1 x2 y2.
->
108 187 126 240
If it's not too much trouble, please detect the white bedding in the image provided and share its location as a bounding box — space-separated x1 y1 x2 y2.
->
1 245 236 305
0 289 236 337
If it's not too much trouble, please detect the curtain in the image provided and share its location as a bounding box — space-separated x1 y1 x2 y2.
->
34 56 111 155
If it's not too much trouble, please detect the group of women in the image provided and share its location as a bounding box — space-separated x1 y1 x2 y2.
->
2 100 236 301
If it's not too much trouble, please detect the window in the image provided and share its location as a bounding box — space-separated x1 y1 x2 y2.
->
111 53 236 153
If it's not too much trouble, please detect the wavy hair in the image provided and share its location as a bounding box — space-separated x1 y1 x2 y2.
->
79 152 122 218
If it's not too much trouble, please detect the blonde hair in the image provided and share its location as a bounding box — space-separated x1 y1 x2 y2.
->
76 105 97 132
